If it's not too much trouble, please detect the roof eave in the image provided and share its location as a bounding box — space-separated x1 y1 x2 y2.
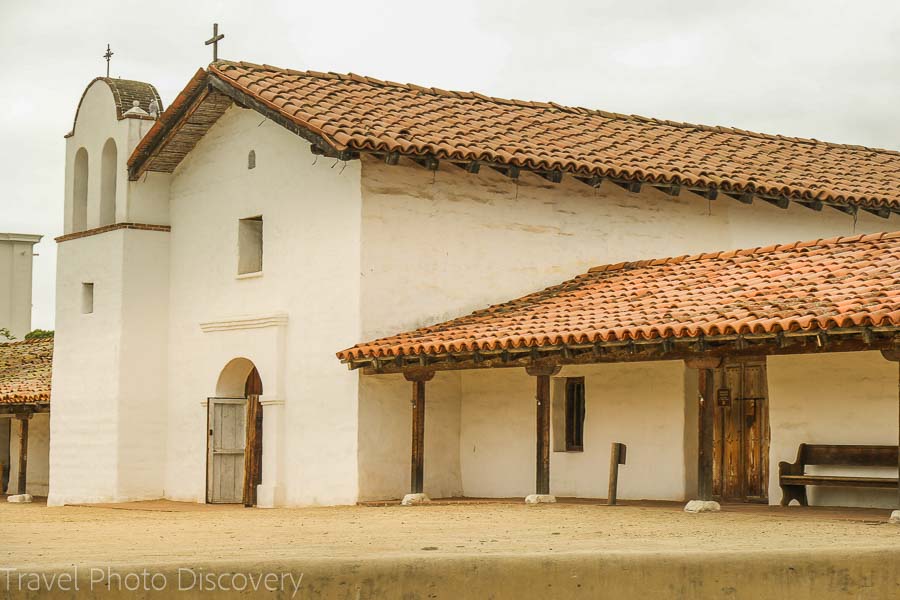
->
343 326 900 375
127 69 355 181
127 63 900 215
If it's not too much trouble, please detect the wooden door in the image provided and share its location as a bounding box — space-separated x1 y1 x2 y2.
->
711 358 770 502
242 368 264 507
207 398 247 504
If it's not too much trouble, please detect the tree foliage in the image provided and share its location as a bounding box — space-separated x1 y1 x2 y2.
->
25 329 54 340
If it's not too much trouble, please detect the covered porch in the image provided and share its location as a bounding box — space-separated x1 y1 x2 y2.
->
0 337 53 500
341 232 900 517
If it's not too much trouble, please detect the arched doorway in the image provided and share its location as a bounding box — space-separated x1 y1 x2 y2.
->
208 359 264 506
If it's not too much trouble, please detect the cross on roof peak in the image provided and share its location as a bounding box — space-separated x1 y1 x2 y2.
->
205 23 224 62
103 44 113 78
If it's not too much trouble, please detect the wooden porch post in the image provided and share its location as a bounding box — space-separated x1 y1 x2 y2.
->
883 350 900 510
526 364 560 495
16 414 31 496
404 370 434 495
686 358 721 502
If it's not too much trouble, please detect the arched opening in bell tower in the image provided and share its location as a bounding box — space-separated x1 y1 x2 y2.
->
99 138 117 226
72 148 89 232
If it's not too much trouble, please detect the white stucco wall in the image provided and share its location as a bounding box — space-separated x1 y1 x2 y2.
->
50 232 125 504
49 228 169 505
6 413 50 496
357 371 462 500
165 105 362 506
116 231 169 499
0 234 41 339
64 80 167 235
357 156 894 342
355 155 895 503
457 362 687 500
768 351 898 508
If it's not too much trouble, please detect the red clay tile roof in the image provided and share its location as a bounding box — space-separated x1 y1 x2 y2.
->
0 338 53 404
337 232 900 362
133 60 900 212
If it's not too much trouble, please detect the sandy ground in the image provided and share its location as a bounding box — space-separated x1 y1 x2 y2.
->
2 498 899 570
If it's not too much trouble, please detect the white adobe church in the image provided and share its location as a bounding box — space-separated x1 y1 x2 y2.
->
48 57 900 511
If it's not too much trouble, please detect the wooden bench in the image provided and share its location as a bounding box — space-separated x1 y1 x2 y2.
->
779 444 898 506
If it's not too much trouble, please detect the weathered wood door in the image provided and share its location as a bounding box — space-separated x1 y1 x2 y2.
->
242 368 264 507
712 358 770 502
207 398 247 504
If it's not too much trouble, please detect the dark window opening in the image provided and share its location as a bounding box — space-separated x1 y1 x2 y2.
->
565 377 585 451
238 216 263 275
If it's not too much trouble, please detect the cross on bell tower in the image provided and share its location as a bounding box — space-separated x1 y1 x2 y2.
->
103 44 114 77
205 23 224 62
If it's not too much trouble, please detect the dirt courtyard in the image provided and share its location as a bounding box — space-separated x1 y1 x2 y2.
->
2 498 899 598
1 499 898 568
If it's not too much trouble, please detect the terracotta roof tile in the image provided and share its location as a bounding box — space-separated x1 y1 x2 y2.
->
0 338 53 404
337 232 900 361
131 60 900 211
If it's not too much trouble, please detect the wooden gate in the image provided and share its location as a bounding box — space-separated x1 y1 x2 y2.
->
712 358 770 502
207 398 247 504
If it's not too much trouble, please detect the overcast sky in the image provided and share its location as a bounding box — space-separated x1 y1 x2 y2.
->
2 0 899 330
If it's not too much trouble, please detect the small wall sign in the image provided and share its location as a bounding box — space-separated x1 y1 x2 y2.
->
716 389 731 407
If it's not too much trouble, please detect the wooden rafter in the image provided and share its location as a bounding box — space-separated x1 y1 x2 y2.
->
355 328 898 376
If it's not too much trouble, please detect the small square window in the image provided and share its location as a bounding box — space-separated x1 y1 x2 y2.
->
565 377 585 451
81 283 94 314
238 216 263 275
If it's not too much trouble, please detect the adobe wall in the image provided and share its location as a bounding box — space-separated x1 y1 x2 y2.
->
767 351 898 508
355 154 896 502
164 106 363 506
454 362 688 500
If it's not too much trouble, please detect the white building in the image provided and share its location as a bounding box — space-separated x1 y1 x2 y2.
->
1 229 47 499
0 232 42 340
48 60 899 510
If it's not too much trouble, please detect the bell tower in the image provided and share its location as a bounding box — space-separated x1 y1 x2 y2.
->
49 75 172 505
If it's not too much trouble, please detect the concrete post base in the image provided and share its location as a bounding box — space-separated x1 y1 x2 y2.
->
525 494 556 504
7 494 33 503
889 510 900 524
684 500 721 513
401 493 431 506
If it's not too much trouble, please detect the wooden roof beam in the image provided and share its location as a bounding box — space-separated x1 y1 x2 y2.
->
688 187 718 201
828 203 859 217
451 160 481 174
537 170 564 184
574 174 604 188
761 196 791 210
128 86 211 180
490 164 520 180
352 328 899 375
410 155 439 171
654 184 682 197
862 205 893 219
795 199 824 212
725 191 754 205
613 180 642 194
